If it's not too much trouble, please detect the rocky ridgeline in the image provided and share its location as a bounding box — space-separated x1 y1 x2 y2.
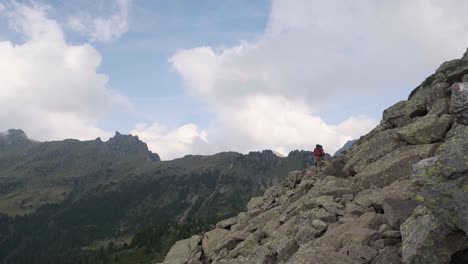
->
159 49 468 264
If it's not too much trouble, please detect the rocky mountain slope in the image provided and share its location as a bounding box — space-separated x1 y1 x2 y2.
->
161 50 468 264
0 131 313 264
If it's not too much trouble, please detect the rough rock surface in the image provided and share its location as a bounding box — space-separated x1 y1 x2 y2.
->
160 48 468 264
396 114 453 144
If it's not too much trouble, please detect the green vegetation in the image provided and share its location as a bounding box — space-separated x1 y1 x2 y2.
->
0 130 313 263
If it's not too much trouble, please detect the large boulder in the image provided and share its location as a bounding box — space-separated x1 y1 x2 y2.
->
450 83 468 124
411 125 468 233
247 196 264 211
162 235 202 264
201 229 230 261
318 176 356 196
397 114 453 144
344 129 405 175
383 100 427 127
315 215 383 250
382 198 419 229
339 245 379 263
401 207 467 264
286 246 360 264
352 144 436 189
371 246 401 264
353 181 413 209
323 154 349 177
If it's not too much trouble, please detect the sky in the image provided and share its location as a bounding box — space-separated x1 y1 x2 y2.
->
0 0 467 160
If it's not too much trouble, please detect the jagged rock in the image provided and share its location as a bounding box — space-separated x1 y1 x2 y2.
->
436 59 465 73
216 217 238 229
226 233 258 259
450 83 468 124
269 215 299 240
340 245 379 264
371 246 401 264
397 114 453 144
214 233 245 256
446 64 468 83
236 212 249 224
428 98 450 116
162 235 202 264
201 229 230 261
354 212 386 230
318 176 355 196
352 144 436 189
370 239 401 250
264 185 287 199
270 237 299 261
344 129 404 175
353 181 413 209
316 221 381 250
323 155 349 177
295 225 319 245
251 245 278 264
286 246 360 264
401 207 467 264
284 170 302 189
296 180 315 194
316 195 345 215
247 197 264 211
383 100 427 127
301 207 336 223
341 227 381 248
411 125 468 233
382 198 419 229
345 202 373 217
311 219 328 232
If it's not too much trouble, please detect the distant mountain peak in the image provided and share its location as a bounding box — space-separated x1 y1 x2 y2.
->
4 129 28 138
0 129 32 146
333 139 357 157
107 131 160 161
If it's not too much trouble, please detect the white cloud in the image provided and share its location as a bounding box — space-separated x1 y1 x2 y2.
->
0 3 122 141
145 0 468 159
0 2 5 13
131 123 212 160
67 0 131 42
213 95 376 153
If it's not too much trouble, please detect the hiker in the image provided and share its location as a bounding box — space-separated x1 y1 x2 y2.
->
314 144 325 172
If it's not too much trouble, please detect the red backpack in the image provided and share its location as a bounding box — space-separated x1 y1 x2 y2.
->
314 147 322 157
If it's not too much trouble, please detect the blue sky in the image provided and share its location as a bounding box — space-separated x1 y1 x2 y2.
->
0 0 467 159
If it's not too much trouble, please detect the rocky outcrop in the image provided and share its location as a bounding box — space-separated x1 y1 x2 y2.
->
161 50 468 264
396 114 453 144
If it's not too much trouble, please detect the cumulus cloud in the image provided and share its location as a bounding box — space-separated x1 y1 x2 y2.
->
138 0 468 159
67 0 131 42
131 123 212 160
212 95 376 154
0 3 122 141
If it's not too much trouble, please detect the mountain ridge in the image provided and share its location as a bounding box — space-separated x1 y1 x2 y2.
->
0 130 316 263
